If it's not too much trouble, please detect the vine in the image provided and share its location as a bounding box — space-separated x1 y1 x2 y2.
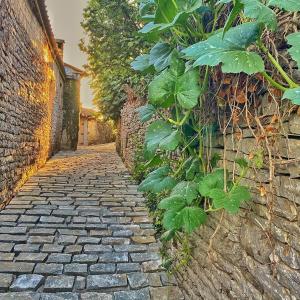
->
131 0 300 271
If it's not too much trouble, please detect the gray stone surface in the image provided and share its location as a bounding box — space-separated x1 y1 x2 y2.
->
44 276 75 292
114 288 150 300
10 274 44 291
87 274 127 289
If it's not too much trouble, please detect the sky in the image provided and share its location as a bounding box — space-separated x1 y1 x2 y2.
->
46 0 94 109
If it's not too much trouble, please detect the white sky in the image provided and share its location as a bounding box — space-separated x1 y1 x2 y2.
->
46 0 94 109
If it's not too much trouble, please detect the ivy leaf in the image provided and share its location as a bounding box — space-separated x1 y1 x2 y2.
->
198 169 225 197
138 165 176 193
136 104 156 123
174 207 207 233
268 0 300 12
283 87 300 105
145 120 180 152
131 54 153 73
171 181 199 204
287 32 300 68
183 22 265 74
241 0 277 30
158 195 186 211
149 43 173 72
149 70 175 108
176 69 201 109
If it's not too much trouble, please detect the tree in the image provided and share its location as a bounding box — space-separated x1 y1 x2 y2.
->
81 0 148 121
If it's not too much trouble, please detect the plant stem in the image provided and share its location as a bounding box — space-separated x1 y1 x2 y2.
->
260 71 288 92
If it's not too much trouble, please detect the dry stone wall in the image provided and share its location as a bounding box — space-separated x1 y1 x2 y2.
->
118 93 300 299
0 0 64 204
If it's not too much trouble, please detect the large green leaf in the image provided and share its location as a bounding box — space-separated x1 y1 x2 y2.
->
136 104 156 122
149 43 173 72
287 32 300 68
155 0 178 23
183 22 265 74
139 165 176 193
171 181 199 204
283 87 300 105
149 70 175 107
210 185 251 214
131 54 153 72
242 0 277 30
145 120 180 152
176 69 201 109
198 169 225 197
174 207 207 233
163 210 180 230
158 195 186 211
268 0 300 12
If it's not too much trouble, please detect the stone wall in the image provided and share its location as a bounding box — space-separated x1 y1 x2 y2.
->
118 93 300 298
116 94 147 172
0 0 65 204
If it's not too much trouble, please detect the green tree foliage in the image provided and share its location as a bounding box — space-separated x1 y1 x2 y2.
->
81 0 149 121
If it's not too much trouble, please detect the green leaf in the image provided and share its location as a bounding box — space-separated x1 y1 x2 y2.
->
160 229 176 241
155 0 178 23
283 87 300 105
158 195 186 211
287 32 300 68
171 181 199 204
209 188 229 209
149 43 173 72
235 158 249 169
268 0 300 12
186 158 200 180
145 120 180 153
138 165 176 193
131 54 153 73
163 210 180 230
198 169 224 197
222 0 244 38
149 70 175 108
176 69 201 109
143 154 163 170
241 0 277 30
159 130 181 151
139 0 156 16
183 22 265 74
139 22 161 34
174 207 207 233
136 104 156 122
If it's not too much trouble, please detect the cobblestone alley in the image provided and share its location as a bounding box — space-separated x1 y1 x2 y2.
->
0 144 183 299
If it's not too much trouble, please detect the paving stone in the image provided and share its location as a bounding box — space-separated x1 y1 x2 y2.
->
64 263 88 275
18 215 40 223
130 252 160 262
0 252 15 261
77 237 101 244
142 260 163 273
81 293 112 300
0 262 35 274
34 263 64 275
116 263 141 273
114 288 150 300
87 274 127 289
113 230 133 237
74 276 86 290
73 254 98 264
98 252 128 263
14 244 41 253
114 245 148 252
131 236 156 244
47 253 72 263
16 252 48 262
90 263 116 274
128 273 149 289
0 234 27 242
10 274 44 291
0 215 19 222
41 244 64 253
28 236 55 244
58 235 77 245
0 243 14 252
84 245 112 253
0 226 27 235
40 293 78 300
0 292 41 300
64 244 82 254
44 275 75 292
102 237 130 245
90 230 112 237
0 273 13 290
29 228 56 236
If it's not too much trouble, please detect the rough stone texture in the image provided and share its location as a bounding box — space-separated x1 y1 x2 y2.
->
0 0 65 204
0 144 181 298
118 94 300 298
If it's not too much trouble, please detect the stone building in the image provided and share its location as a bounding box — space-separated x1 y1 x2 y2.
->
78 108 115 146
0 0 81 204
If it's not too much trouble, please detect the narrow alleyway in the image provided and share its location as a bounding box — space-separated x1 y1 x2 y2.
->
0 144 183 299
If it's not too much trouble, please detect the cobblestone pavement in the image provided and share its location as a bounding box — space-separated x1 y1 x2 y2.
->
0 144 184 299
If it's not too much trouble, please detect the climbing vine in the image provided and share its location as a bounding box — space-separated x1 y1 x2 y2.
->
131 0 300 269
